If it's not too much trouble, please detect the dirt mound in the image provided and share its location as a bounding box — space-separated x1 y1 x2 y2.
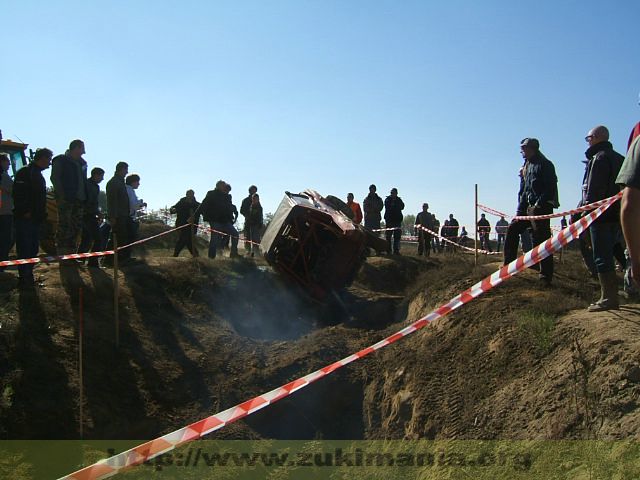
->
1 234 639 445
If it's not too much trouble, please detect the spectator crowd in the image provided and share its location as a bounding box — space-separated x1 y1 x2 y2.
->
1 102 639 311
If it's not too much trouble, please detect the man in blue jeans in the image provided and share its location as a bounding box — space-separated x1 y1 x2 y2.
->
12 148 53 288
580 125 625 311
503 138 559 286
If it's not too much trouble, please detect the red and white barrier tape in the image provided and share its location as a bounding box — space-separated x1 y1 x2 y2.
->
477 204 511 218
0 224 189 268
57 193 621 480
478 195 615 221
416 225 500 256
196 223 262 248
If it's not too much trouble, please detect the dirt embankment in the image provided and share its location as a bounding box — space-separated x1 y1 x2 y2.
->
0 233 639 444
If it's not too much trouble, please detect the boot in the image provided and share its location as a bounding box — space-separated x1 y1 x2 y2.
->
588 271 619 311
229 246 240 258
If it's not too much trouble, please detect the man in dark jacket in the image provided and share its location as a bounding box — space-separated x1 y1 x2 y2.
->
199 180 239 259
240 185 257 252
170 189 201 257
12 148 53 287
477 213 492 252
106 162 131 262
580 125 625 311
78 167 105 267
363 184 383 231
384 187 404 254
51 139 87 254
503 138 559 285
414 203 434 256
495 216 509 252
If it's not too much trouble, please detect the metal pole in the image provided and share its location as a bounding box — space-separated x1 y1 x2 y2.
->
475 183 478 266
79 287 84 439
113 233 120 349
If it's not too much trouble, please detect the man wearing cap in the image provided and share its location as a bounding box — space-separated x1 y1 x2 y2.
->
503 138 559 285
363 184 383 232
579 125 625 311
384 187 404 254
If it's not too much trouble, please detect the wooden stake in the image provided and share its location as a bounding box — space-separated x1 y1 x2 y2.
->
113 233 120 349
475 183 478 266
79 287 84 439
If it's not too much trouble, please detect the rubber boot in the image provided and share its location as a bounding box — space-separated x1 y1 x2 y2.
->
588 271 619 311
229 246 240 258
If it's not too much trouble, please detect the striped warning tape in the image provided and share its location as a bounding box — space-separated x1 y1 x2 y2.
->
56 192 621 480
478 195 614 221
416 225 501 255
0 224 190 268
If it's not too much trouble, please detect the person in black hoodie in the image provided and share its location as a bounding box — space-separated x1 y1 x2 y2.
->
12 148 53 287
363 184 383 231
198 180 239 259
170 189 201 257
240 185 257 252
384 187 404 254
580 125 625 311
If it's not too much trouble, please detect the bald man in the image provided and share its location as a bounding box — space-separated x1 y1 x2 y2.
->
580 125 625 311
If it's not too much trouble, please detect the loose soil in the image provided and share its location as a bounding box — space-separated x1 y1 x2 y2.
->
1 223 639 446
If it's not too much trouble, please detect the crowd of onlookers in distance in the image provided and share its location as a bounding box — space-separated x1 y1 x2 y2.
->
1 101 639 308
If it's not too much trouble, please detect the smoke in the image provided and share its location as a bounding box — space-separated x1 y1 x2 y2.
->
211 266 320 341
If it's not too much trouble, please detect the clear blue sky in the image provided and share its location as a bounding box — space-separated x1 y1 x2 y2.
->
4 0 639 231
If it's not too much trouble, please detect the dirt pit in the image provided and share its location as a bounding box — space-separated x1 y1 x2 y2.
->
1 228 639 445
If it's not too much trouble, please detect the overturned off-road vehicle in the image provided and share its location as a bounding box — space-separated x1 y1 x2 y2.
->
260 189 388 302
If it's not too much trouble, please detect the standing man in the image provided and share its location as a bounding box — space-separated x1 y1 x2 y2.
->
448 213 460 248
200 180 240 259
579 125 624 311
415 203 434 257
240 185 257 252
617 126 640 289
620 94 640 295
106 162 131 263
495 216 508 252
245 193 263 257
503 138 559 285
12 148 53 287
170 189 200 257
0 154 13 268
363 184 383 231
432 216 441 253
51 139 87 255
346 193 363 224
384 187 404 254
477 213 492 252
125 173 146 245
78 167 105 267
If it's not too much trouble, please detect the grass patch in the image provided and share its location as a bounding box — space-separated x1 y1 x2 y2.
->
516 310 556 356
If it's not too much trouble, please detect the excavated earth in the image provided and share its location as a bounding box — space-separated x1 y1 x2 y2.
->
1 223 639 451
